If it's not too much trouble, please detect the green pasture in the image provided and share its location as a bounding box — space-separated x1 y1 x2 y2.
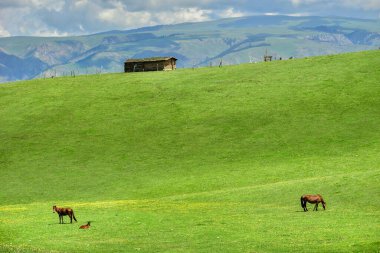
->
0 51 379 252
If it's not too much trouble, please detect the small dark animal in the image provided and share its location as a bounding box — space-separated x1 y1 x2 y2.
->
79 221 91 229
52 205 77 224
300 194 326 211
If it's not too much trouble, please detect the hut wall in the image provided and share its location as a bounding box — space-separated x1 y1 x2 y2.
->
144 62 165 71
124 62 145 72
125 58 177 72
163 59 176 70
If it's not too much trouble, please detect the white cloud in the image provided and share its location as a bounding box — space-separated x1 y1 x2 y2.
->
98 3 154 28
17 18 69 37
290 0 380 10
0 24 10 37
287 12 310 17
219 7 246 18
33 29 69 37
78 24 85 32
159 8 212 23
265 12 280 16
99 6 211 28
291 0 318 6
0 0 378 37
74 0 88 8
339 0 380 10
263 12 310 17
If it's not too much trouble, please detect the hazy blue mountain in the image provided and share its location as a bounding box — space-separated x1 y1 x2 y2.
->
0 51 48 82
0 15 379 82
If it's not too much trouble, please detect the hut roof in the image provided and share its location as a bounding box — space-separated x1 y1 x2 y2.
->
125 57 177 63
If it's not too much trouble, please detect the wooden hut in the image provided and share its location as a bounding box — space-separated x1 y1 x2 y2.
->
124 57 177 72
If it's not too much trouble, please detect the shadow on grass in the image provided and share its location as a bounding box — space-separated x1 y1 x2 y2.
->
47 223 77 225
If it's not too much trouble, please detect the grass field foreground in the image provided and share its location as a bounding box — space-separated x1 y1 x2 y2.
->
0 50 379 252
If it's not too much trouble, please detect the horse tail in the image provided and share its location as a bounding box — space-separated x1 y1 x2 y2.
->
72 211 77 222
300 196 304 208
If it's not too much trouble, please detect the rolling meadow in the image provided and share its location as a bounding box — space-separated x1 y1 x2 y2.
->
0 50 379 252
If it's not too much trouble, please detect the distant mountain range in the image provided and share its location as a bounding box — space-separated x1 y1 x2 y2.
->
0 15 379 82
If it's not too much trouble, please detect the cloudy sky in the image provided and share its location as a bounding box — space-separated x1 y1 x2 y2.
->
0 0 379 37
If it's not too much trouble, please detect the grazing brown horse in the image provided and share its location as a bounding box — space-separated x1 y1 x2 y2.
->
53 205 77 224
300 194 326 212
79 221 91 229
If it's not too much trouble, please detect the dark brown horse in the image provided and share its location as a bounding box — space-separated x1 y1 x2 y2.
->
300 194 326 211
53 205 77 224
79 221 91 229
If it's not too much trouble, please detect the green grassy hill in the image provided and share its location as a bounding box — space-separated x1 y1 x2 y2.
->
0 51 379 252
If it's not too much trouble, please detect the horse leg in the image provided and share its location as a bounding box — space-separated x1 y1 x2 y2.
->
69 214 73 223
301 198 306 211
